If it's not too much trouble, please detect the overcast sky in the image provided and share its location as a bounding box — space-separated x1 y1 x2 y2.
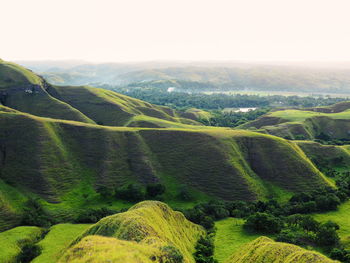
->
1 0 350 62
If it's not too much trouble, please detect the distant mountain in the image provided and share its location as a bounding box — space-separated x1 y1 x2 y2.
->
16 60 350 94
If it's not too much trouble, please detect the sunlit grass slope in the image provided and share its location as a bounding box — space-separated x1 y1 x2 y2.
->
214 218 261 263
51 85 200 127
0 226 44 263
60 201 204 263
314 201 350 249
32 224 92 263
225 236 337 263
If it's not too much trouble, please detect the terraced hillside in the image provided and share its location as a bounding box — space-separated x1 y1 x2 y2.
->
225 237 337 263
59 201 204 263
240 102 350 140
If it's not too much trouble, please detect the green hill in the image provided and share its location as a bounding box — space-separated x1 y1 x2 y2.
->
59 201 204 263
0 60 95 124
240 102 350 140
0 60 200 128
225 236 337 263
50 85 200 127
0 106 333 229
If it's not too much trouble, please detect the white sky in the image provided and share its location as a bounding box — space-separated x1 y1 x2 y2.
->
1 0 350 62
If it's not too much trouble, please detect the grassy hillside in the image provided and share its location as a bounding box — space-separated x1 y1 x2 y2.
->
59 201 204 263
0 226 44 263
0 60 201 128
32 224 91 263
225 236 337 263
314 201 350 249
0 60 95 124
241 103 350 140
0 107 333 229
214 218 261 263
50 85 200 127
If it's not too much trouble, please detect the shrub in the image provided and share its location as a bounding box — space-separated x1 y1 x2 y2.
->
21 198 52 227
146 183 166 198
115 183 145 201
193 236 217 263
160 246 183 263
75 207 117 223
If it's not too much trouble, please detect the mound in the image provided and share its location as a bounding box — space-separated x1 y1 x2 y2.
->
225 237 336 263
60 201 204 263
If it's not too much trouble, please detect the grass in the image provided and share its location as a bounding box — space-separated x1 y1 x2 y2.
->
0 107 334 229
214 218 261 263
51 85 200 127
61 201 204 263
0 226 44 263
269 109 350 122
32 224 92 263
314 200 350 249
225 236 336 263
58 236 160 263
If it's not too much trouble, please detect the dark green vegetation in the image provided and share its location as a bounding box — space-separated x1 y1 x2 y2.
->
111 86 347 110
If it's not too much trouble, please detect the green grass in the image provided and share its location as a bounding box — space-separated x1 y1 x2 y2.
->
269 109 350 122
32 224 92 263
225 236 336 263
0 107 334 229
0 226 44 263
60 201 204 263
314 200 350 249
214 218 261 263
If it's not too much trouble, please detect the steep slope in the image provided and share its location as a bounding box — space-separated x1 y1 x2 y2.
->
59 201 204 263
0 107 333 230
0 60 94 123
49 85 200 127
225 237 337 263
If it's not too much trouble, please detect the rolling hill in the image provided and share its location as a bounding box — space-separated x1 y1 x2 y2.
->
0 105 333 230
225 237 337 263
59 201 204 263
0 59 340 234
240 102 350 140
0 59 200 128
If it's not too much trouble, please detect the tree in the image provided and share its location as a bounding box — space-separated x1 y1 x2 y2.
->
244 212 283 234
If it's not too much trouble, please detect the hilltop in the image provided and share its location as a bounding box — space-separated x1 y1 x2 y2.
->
59 201 204 263
225 237 337 263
